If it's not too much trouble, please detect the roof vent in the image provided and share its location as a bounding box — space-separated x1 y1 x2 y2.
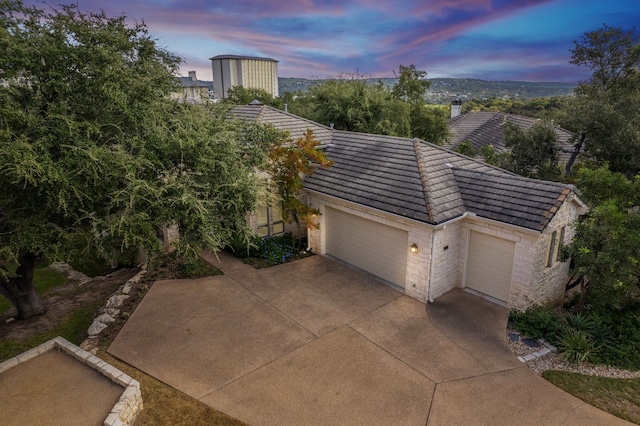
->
445 163 454 168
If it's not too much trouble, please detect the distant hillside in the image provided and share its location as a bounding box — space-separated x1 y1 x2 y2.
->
278 77 575 103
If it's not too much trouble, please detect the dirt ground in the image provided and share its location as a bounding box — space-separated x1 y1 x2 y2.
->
0 267 139 343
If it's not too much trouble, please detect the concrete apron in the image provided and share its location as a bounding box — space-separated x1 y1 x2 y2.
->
108 252 630 426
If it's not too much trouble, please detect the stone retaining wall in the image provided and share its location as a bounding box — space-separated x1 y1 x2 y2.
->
0 337 143 426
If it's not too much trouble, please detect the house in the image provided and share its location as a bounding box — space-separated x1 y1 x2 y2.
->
447 110 577 166
210 55 279 99
173 71 211 103
232 104 587 310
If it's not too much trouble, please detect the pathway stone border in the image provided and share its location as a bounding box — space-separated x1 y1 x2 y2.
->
0 337 143 426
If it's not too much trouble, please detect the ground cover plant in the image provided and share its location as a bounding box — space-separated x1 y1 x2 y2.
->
228 233 313 268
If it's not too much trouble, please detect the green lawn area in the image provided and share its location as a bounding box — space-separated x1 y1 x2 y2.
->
543 370 640 424
0 267 67 315
0 302 99 362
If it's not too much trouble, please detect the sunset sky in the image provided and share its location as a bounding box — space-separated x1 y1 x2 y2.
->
25 0 640 83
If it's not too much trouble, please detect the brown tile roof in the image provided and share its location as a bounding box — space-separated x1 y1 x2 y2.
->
446 111 576 164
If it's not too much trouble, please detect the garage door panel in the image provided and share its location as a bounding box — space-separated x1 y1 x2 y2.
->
326 208 407 288
466 231 515 302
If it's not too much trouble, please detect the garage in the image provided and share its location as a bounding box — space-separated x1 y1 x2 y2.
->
465 231 515 303
325 207 408 288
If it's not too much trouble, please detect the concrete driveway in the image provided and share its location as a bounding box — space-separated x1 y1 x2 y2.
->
108 252 629 425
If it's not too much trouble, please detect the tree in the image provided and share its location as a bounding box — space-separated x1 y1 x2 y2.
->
501 120 563 181
391 64 430 104
293 67 449 144
306 78 411 136
570 25 640 177
0 1 273 318
267 129 332 235
562 166 640 312
222 85 284 109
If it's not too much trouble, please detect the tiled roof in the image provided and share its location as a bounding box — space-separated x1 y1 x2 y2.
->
230 105 334 145
446 111 576 164
304 131 572 231
452 168 569 231
231 105 573 232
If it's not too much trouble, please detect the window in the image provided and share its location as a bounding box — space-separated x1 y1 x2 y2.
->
547 230 558 267
255 202 284 237
558 226 566 257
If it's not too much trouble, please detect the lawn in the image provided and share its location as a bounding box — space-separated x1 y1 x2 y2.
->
543 370 640 424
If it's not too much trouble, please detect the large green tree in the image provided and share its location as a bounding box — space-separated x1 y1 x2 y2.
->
289 67 449 144
501 120 563 181
0 1 272 318
570 25 640 177
563 166 640 312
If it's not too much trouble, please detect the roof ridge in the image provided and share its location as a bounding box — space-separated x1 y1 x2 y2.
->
413 139 435 222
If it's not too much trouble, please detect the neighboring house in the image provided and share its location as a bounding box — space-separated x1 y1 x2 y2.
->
210 54 279 99
233 104 587 310
447 111 576 165
173 71 211 103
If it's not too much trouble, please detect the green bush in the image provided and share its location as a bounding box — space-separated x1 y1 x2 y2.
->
254 233 298 266
591 305 640 369
558 329 598 365
510 304 565 344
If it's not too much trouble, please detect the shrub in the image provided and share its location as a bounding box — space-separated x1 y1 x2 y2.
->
510 304 565 344
254 233 298 266
558 329 598 365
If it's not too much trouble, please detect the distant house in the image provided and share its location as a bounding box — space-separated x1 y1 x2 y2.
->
173 71 211 103
232 104 587 310
447 110 576 165
210 55 279 99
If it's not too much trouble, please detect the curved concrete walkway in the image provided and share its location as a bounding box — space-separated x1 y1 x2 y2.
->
108 252 630 425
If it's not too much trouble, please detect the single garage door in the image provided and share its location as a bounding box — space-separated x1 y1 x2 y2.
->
325 207 408 288
466 231 516 303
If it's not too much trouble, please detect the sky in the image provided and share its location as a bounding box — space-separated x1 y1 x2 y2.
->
26 0 640 83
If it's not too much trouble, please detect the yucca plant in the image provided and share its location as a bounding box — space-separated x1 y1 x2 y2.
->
558 329 599 365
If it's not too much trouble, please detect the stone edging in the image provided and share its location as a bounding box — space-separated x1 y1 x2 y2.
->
516 339 558 363
80 267 147 354
0 336 143 426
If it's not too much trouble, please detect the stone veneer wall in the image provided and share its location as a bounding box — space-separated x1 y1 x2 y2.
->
308 193 584 310
428 222 463 300
527 198 581 309
0 337 143 426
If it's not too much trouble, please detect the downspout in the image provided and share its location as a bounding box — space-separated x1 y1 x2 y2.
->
428 229 436 303
306 193 312 251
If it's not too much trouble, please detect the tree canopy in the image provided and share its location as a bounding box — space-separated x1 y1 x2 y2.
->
221 85 284 109
0 1 276 318
287 67 449 144
570 25 640 177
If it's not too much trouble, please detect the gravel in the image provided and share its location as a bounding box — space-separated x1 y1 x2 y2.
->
506 327 640 379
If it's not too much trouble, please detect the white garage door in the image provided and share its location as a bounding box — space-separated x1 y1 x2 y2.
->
325 207 408 288
466 231 516 302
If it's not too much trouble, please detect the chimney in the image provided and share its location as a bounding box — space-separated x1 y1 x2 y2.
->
451 98 462 118
188 71 197 81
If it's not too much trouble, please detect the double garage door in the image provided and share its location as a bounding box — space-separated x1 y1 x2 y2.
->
465 231 516 303
325 208 408 288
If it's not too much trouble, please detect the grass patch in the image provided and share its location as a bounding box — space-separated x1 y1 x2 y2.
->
543 370 640 424
0 267 67 315
99 351 246 426
0 302 99 362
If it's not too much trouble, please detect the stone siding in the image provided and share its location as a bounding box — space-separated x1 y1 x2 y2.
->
307 192 584 310
429 222 463 300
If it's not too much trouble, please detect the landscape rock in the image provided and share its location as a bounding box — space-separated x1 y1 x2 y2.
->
88 320 108 336
95 313 116 324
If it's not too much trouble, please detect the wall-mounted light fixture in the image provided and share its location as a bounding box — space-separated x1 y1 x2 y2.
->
410 243 419 254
